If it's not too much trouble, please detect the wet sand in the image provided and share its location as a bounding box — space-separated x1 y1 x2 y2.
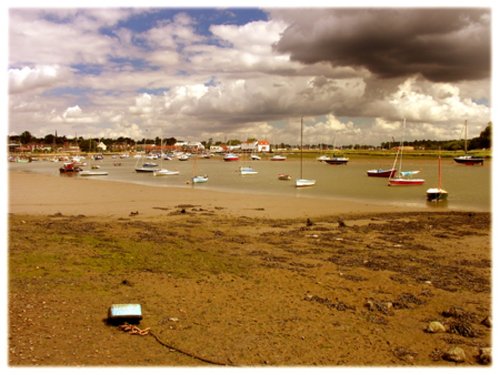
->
9 171 422 219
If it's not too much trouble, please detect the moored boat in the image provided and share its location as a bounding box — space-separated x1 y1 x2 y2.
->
427 152 448 201
367 168 397 178
135 162 160 173
324 156 349 165
271 155 287 161
239 166 258 175
192 175 209 184
223 153 239 161
59 162 82 173
153 169 179 176
295 117 316 188
388 119 425 186
454 120 484 166
453 155 484 166
278 173 291 180
79 170 109 176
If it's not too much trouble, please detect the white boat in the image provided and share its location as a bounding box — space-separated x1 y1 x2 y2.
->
426 151 448 201
271 155 287 161
296 178 316 187
295 117 316 188
153 169 179 176
153 138 179 176
192 175 209 184
239 166 258 175
79 170 109 176
250 154 261 160
388 119 425 186
223 153 239 161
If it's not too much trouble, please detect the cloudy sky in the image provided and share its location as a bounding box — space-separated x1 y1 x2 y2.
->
7 1 493 146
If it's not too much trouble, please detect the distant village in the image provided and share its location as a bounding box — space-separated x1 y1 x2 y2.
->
7 121 492 156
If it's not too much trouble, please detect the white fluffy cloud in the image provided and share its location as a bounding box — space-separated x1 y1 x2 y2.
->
7 8 492 145
9 65 66 94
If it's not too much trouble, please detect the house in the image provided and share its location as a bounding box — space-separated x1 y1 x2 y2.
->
97 141 107 151
257 140 270 152
240 140 270 153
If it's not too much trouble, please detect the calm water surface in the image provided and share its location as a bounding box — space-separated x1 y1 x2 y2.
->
9 155 491 212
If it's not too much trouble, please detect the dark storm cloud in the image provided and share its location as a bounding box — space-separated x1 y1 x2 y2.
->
273 8 490 82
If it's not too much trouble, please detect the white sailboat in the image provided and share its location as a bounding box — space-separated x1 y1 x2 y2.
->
296 117 316 188
388 118 425 186
153 137 179 176
426 150 448 201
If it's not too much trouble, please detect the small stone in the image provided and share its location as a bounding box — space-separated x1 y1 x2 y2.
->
443 346 466 363
426 321 446 333
478 347 491 365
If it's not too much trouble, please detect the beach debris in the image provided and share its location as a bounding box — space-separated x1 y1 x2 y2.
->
392 346 417 363
118 323 150 336
425 321 446 333
364 299 393 315
129 211 139 216
443 346 466 363
121 279 133 287
305 294 355 311
447 319 476 337
107 304 142 325
481 316 492 328
306 218 313 227
477 347 491 365
337 218 346 228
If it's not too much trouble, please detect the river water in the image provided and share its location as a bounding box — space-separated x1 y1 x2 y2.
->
9 154 491 212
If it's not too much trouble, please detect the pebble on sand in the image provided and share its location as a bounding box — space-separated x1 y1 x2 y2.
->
443 346 466 363
425 321 446 333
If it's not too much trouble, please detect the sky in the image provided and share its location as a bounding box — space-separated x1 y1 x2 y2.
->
6 1 495 146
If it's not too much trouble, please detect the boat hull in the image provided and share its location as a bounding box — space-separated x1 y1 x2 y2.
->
153 169 179 176
388 178 425 186
426 188 448 201
324 158 349 165
223 153 239 161
135 167 159 173
192 175 208 183
295 178 316 187
453 156 484 165
79 171 108 176
367 168 397 177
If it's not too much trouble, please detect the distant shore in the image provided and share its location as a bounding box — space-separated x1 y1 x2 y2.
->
8 170 429 219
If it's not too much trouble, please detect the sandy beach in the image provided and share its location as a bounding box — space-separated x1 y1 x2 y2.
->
8 170 419 219
7 170 492 366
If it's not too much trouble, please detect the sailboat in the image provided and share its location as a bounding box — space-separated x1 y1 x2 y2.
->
295 117 316 188
135 139 160 173
191 154 208 184
324 133 349 165
388 119 425 186
426 150 448 201
453 120 484 165
153 138 179 176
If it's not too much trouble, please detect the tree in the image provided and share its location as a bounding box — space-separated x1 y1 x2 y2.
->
19 131 33 144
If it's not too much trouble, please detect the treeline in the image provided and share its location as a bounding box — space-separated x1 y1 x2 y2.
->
9 122 491 152
380 122 491 150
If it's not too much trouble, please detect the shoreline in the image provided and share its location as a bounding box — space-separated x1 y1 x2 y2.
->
7 170 471 219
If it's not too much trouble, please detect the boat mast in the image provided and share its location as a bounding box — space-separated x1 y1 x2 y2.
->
438 149 442 190
399 118 406 173
300 117 303 179
464 119 468 154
